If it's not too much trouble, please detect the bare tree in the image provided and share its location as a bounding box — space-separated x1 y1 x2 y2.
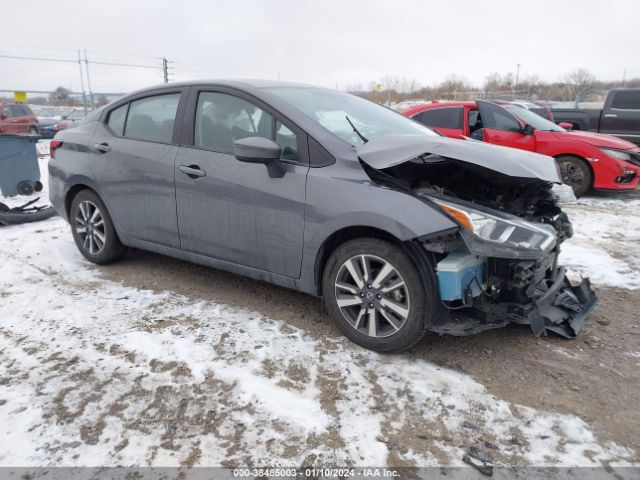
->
483 72 502 95
49 87 74 106
564 68 596 105
96 95 109 107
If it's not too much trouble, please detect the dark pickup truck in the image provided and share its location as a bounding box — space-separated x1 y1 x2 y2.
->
552 89 640 145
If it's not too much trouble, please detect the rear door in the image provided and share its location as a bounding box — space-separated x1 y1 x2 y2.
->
599 90 640 144
412 107 464 139
476 101 537 151
175 87 308 277
90 88 188 248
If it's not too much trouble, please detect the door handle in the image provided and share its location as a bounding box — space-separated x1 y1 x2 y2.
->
94 142 111 153
179 164 206 178
604 114 618 118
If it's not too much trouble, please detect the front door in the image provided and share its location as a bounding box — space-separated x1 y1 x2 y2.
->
175 88 308 278
476 101 537 152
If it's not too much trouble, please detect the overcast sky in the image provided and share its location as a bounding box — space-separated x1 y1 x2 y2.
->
1 0 638 94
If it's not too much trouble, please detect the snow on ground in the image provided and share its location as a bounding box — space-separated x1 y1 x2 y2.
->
0 216 635 468
561 193 640 289
0 148 638 468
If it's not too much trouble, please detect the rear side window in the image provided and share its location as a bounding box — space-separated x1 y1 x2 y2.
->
21 105 34 116
415 107 462 129
124 93 180 143
107 103 128 136
611 91 640 110
6 106 20 117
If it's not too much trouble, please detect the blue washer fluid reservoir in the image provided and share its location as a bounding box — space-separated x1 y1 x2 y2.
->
436 250 486 301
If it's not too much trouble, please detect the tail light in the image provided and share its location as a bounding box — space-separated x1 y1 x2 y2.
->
49 140 63 159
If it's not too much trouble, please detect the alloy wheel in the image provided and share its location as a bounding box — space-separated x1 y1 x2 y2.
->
75 200 106 255
334 254 410 338
558 160 585 190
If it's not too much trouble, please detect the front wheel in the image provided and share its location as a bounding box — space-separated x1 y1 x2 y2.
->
322 238 433 353
70 190 125 264
556 156 592 198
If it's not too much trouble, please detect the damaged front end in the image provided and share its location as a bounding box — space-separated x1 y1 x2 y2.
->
358 134 598 338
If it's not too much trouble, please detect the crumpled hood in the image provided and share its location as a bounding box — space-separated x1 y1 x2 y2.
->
357 134 561 183
556 129 639 150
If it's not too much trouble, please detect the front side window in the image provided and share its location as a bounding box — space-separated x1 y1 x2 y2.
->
502 104 564 132
106 103 128 136
124 93 180 143
611 91 640 110
275 121 298 161
416 107 463 129
195 92 274 154
479 102 522 132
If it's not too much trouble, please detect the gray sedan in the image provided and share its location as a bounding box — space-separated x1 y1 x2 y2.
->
49 80 596 352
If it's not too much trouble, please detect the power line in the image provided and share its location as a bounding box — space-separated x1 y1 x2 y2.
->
0 53 76 64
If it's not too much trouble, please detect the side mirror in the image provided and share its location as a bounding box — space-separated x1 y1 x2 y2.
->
522 124 535 135
558 122 573 130
0 114 6 120
233 136 285 178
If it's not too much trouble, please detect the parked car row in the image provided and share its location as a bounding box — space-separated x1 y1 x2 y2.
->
50 80 599 353
0 104 39 135
0 103 86 138
404 99 640 197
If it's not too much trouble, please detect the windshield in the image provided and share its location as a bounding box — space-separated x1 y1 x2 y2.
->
265 87 438 145
503 104 565 132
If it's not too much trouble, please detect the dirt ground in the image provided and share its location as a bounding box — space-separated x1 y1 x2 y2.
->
100 246 640 458
2 156 639 467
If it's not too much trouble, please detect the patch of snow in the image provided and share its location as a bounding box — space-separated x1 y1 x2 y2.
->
561 194 640 290
0 216 636 467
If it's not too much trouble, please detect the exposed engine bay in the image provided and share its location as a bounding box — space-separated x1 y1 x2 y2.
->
362 151 597 339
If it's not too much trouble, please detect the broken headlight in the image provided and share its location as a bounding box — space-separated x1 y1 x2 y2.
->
432 198 557 259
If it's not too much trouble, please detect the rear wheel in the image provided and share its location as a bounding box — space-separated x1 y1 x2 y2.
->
322 238 433 353
556 155 592 198
70 190 125 264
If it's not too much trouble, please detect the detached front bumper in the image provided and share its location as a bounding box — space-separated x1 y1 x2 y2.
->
527 266 598 338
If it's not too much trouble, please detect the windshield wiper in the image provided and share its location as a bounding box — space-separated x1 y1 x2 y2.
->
345 115 368 144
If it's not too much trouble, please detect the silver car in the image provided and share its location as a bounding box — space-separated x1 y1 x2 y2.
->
49 80 597 352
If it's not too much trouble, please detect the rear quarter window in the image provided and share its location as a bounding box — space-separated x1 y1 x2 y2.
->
106 103 128 136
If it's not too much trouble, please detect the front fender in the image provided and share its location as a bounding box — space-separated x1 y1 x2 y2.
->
295 170 457 295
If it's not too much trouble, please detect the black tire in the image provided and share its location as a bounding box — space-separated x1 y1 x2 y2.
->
322 238 434 353
29 127 38 136
556 155 592 198
70 190 125 264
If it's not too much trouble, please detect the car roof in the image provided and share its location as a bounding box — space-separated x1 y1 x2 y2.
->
125 78 317 97
403 101 476 116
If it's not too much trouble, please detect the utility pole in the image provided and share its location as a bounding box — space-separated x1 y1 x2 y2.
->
514 63 521 100
622 69 627 87
83 49 95 110
162 58 169 83
77 50 88 114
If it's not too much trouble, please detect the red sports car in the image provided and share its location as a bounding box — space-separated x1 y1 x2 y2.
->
404 100 640 196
